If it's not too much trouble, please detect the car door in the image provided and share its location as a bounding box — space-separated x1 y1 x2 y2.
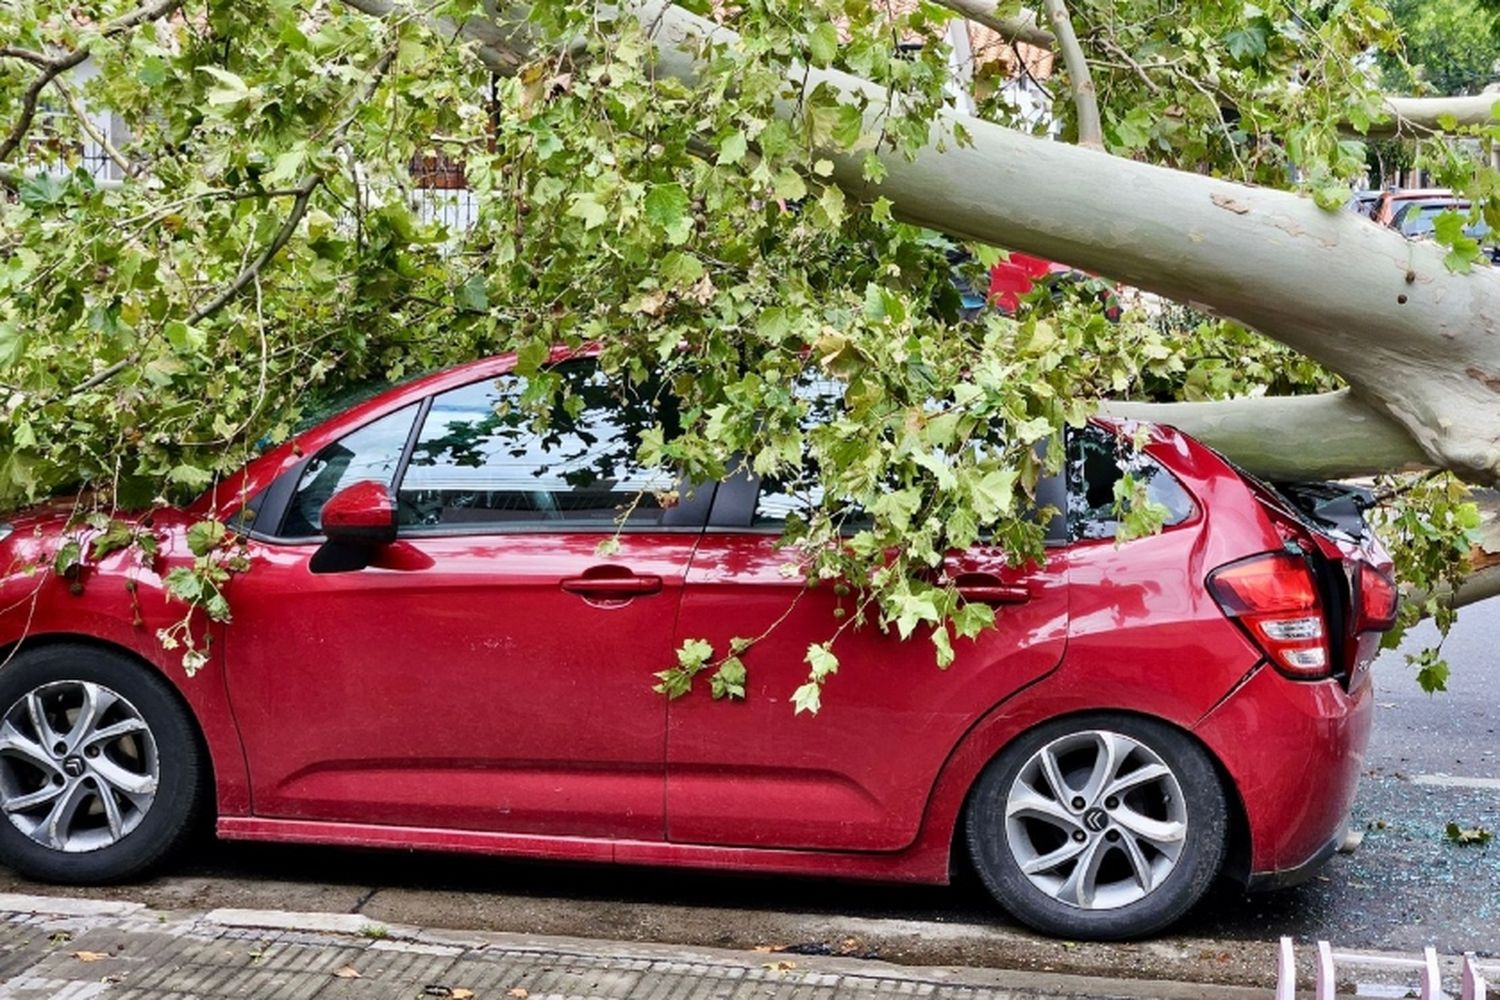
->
664 468 1070 854
225 360 708 841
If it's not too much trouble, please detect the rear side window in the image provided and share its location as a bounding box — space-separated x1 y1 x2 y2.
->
1067 425 1194 541
397 362 678 531
280 404 420 538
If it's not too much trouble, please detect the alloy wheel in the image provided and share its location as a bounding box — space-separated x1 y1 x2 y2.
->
0 680 159 853
1003 729 1187 910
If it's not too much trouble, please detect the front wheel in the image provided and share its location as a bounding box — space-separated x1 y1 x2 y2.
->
0 644 206 883
965 714 1227 940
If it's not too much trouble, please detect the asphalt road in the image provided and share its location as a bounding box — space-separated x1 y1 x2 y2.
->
1 600 1497 989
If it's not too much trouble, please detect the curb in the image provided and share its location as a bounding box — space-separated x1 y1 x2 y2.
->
2 893 1276 999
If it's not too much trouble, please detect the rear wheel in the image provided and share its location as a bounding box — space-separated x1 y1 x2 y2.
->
0 644 206 883
965 713 1227 940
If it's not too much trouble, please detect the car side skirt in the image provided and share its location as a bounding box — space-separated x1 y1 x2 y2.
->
216 817 953 884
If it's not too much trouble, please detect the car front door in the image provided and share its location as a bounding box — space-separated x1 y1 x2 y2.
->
225 361 707 841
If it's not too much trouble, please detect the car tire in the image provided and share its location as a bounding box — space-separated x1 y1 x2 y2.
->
0 643 207 883
965 713 1227 940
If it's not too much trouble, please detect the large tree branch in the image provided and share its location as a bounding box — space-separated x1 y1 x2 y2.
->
929 1 1055 49
1454 495 1500 608
1367 93 1500 137
336 0 527 76
0 0 183 163
1039 0 1101 149
346 0 1500 486
1101 391 1430 481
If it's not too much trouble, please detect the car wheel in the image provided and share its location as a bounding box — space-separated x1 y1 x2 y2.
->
965 713 1227 940
0 644 206 883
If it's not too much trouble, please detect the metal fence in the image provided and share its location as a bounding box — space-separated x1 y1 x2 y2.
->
1277 936 1493 999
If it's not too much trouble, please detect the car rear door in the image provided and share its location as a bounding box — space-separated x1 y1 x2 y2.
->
225 361 706 841
663 471 1070 853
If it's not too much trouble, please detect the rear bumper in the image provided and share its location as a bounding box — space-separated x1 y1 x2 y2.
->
1194 663 1374 878
1243 826 1345 892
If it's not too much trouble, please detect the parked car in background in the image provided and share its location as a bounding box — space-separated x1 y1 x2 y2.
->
1372 187 1451 226
1346 190 1382 218
0 351 1398 939
1387 198 1498 262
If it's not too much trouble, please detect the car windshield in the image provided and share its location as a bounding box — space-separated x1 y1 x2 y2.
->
1395 202 1486 239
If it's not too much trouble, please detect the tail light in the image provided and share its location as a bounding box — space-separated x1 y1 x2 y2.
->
1207 551 1330 679
1355 562 1399 632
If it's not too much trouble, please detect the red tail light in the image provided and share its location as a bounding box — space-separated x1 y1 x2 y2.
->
1208 551 1330 679
1356 562 1399 632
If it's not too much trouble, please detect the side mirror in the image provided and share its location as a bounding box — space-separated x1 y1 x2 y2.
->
320 480 397 546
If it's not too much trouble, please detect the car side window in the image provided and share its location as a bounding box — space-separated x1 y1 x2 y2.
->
1067 425 1194 541
280 403 420 538
396 362 679 531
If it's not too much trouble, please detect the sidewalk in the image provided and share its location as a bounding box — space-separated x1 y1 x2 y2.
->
0 892 1270 1000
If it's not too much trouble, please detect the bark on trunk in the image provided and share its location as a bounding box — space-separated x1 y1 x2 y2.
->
1101 391 1429 481
345 0 1500 490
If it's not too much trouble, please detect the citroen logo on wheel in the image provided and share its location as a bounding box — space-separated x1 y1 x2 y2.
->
1082 807 1109 833
62 757 85 778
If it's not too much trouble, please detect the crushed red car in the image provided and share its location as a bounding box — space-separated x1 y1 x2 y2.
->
0 351 1394 939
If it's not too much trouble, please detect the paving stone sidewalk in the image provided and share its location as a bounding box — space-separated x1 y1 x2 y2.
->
0 893 1268 1000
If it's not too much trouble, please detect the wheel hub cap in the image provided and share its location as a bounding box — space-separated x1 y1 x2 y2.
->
1004 729 1188 911
0 680 159 853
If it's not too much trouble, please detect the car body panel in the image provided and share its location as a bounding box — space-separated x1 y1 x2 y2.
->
665 537 1070 853
223 531 696 841
0 506 252 816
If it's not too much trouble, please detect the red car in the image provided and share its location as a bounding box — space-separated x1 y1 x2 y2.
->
0 352 1396 940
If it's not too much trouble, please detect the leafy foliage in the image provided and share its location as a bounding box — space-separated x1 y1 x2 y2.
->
0 0 1485 701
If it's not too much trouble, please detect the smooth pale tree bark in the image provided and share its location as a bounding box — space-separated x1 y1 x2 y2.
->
1102 391 1430 481
342 0 1500 489
925 0 1055 48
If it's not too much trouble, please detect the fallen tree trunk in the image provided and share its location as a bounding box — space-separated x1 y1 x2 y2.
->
342 3 1500 488
1101 391 1429 481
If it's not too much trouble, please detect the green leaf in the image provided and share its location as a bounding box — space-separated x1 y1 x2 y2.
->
1223 24 1269 62
773 169 807 202
90 520 134 560
644 183 693 244
169 464 216 490
718 130 748 165
805 643 839 680
53 538 82 577
198 65 252 106
832 104 865 149
456 274 489 313
709 656 747 699
18 173 69 208
186 520 228 557
809 22 839 66
567 192 610 230
163 566 203 604
791 681 823 715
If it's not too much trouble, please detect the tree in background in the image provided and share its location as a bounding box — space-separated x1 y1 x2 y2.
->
1381 0 1500 95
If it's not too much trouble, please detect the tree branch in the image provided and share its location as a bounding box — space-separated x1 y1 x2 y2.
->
337 0 525 76
52 76 131 176
1040 0 1102 150
1100 390 1431 481
927 0 1055 49
0 0 183 163
1367 93 1500 137
60 47 397 402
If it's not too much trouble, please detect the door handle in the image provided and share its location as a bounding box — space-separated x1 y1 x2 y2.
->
560 572 663 597
953 575 1031 605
